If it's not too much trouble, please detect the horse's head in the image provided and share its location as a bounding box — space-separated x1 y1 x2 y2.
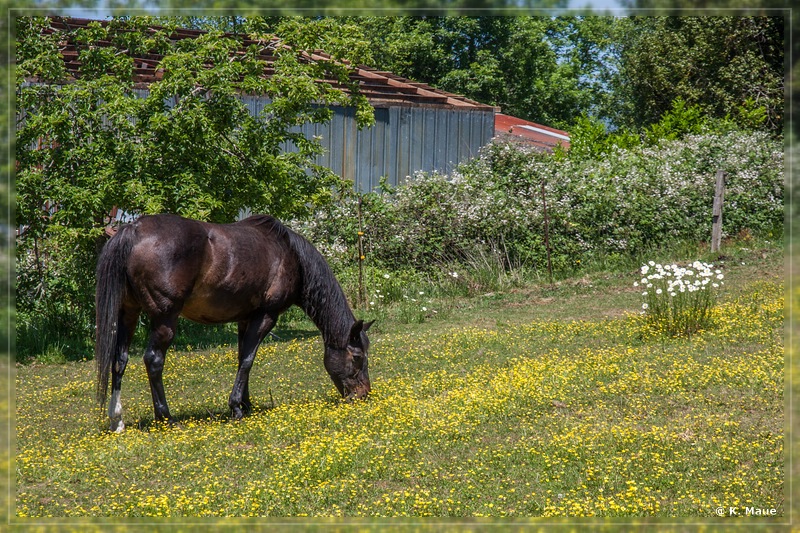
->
324 319 374 400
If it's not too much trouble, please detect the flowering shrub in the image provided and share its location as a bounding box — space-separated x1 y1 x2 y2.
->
293 129 783 279
636 260 724 337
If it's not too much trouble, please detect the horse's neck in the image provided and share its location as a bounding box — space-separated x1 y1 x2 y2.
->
287 229 355 347
301 292 354 348
297 270 354 349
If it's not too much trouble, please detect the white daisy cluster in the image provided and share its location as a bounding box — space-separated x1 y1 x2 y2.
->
635 260 724 308
634 260 725 338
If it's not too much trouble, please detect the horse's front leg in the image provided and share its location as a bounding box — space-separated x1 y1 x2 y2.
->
230 313 276 420
144 316 178 424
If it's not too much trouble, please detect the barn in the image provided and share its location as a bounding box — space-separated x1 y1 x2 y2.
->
39 17 497 192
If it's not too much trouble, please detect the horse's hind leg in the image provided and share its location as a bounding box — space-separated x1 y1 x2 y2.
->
230 312 277 420
109 306 140 433
236 321 252 414
143 314 178 423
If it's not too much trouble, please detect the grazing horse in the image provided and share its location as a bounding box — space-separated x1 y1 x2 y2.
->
95 213 373 432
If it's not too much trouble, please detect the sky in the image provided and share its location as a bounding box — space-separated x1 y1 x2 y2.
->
567 0 624 9
60 0 629 21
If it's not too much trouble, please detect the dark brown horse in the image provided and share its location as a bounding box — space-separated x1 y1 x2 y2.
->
95 213 373 432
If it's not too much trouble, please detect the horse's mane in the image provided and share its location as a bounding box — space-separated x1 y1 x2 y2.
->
241 214 354 346
236 214 290 238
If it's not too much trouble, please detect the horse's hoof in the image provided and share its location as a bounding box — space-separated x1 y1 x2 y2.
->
231 407 244 420
110 419 125 433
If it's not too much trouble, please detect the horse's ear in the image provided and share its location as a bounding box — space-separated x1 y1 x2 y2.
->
349 320 364 343
349 319 375 344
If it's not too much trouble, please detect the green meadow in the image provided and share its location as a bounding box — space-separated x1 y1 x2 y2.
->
14 241 784 520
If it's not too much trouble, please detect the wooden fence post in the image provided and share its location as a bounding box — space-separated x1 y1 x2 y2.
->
711 169 726 253
541 180 554 285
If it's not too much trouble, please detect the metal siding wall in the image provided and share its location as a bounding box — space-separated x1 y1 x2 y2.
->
386 108 399 187
461 112 471 165
395 107 411 185
411 108 424 175
342 106 357 182
360 107 390 191
447 110 460 175
433 110 448 173
422 109 436 172
328 110 345 179
356 110 375 190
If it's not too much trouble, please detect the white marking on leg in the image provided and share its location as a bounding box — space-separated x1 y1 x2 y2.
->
108 390 125 433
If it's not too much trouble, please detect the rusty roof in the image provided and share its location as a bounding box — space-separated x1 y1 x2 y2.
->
495 113 570 151
39 17 495 111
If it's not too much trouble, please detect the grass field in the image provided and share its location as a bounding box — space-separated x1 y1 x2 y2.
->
13 240 785 521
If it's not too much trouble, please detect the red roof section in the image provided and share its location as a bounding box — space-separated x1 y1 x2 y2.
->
495 113 570 151
39 17 495 111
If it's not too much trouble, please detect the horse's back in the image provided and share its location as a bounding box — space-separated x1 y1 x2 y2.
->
122 214 300 322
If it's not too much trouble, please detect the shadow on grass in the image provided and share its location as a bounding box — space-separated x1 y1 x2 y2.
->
128 394 349 432
267 327 321 344
131 402 277 432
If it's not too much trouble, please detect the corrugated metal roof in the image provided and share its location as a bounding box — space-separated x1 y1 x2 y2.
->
495 113 571 151
39 17 495 111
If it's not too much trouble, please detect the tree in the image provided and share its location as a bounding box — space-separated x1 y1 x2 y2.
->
348 15 783 134
15 16 374 358
609 16 784 133
353 16 619 130
620 1 793 138
0 0 11 358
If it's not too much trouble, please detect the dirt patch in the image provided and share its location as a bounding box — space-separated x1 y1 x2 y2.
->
504 297 555 309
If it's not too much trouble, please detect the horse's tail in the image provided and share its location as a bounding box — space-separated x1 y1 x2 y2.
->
95 224 135 408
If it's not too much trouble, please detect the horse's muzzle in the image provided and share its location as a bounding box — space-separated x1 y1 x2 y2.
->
344 382 371 401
